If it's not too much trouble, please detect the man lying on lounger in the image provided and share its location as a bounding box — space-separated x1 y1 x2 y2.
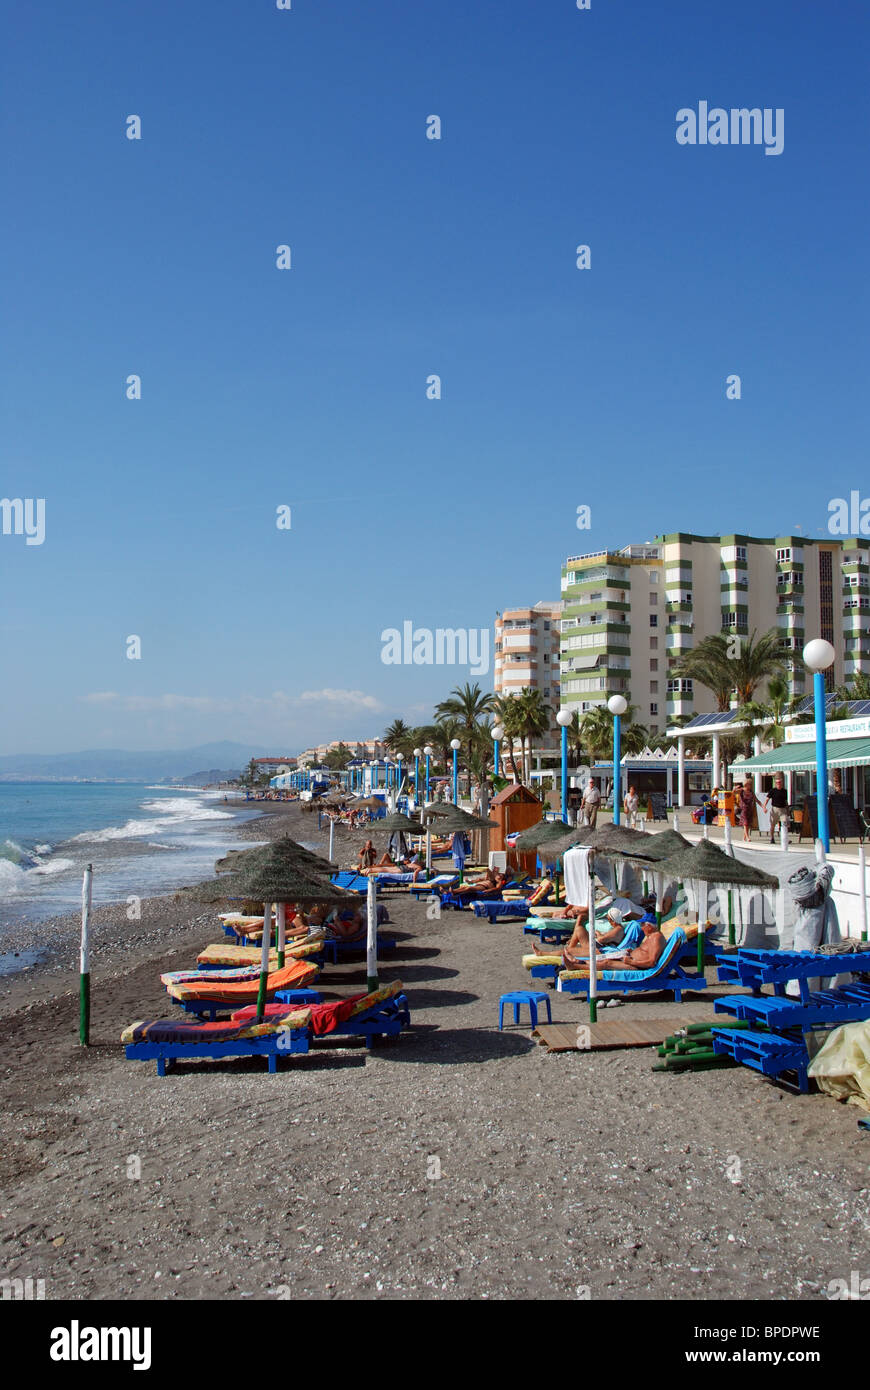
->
562 914 666 972
448 867 507 899
358 851 426 882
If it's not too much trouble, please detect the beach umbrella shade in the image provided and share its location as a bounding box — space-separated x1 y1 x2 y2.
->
219 847 363 1021
215 841 336 876
513 820 576 851
366 811 421 834
655 838 780 969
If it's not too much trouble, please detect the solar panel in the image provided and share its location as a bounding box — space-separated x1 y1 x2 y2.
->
795 696 870 716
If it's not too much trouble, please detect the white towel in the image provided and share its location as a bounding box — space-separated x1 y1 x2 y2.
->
563 844 592 908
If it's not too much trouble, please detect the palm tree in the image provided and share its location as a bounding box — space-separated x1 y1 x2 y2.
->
577 704 613 768
490 696 524 784
511 688 553 784
382 718 416 760
673 628 791 710
435 682 496 793
836 671 870 702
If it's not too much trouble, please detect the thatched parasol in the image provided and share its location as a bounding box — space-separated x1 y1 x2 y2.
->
215 839 336 876
656 838 779 969
656 838 778 889
513 820 575 851
543 825 597 858
366 811 421 834
620 828 691 863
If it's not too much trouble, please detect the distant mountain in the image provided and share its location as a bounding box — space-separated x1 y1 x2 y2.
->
0 742 271 782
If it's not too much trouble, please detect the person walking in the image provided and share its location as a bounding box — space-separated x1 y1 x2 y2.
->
765 774 790 844
737 778 761 842
623 784 640 830
581 778 601 829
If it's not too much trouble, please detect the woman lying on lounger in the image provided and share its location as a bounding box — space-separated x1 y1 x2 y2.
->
358 852 426 882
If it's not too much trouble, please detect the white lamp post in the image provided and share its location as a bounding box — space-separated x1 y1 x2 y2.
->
491 723 505 779
450 737 462 803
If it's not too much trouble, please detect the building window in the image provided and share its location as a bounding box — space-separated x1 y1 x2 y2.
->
776 547 792 562
650 659 658 671
667 678 693 694
650 702 658 715
649 614 658 627
735 545 747 562
650 637 658 649
650 681 658 693
649 592 658 605
649 570 660 583
543 653 549 662
543 620 550 630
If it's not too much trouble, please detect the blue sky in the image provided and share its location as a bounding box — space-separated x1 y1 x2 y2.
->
2 0 867 755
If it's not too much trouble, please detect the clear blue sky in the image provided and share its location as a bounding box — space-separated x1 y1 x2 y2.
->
2 0 867 755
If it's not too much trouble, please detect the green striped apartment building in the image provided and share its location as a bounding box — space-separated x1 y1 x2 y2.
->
560 533 870 735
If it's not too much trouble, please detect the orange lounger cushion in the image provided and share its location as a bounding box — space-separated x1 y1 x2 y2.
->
165 958 318 1004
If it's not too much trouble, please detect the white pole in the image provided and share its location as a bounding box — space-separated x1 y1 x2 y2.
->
815 837 826 867
672 810 680 832
366 875 378 992
328 817 335 864
860 843 868 943
587 853 598 1022
79 864 93 1045
780 816 789 852
723 815 733 856
425 826 432 874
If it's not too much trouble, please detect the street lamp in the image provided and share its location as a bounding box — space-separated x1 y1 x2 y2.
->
424 745 434 804
803 638 836 852
450 737 462 804
608 694 628 826
556 708 573 824
413 747 422 805
396 752 404 795
491 723 504 780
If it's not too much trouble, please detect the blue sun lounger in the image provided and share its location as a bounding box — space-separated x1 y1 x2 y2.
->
556 929 707 1001
319 934 398 964
123 983 411 1076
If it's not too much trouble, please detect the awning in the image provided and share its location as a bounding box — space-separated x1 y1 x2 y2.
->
728 736 870 775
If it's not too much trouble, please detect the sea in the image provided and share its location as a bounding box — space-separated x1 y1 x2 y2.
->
0 782 266 931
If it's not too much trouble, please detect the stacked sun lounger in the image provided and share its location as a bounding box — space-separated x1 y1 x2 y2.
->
711 947 870 1093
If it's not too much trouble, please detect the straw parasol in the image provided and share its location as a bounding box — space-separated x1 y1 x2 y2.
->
366 811 421 834
211 842 363 1020
513 820 576 851
621 828 691 863
215 840 336 877
655 838 779 968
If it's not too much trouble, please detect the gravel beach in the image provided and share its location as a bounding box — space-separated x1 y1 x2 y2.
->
0 801 867 1301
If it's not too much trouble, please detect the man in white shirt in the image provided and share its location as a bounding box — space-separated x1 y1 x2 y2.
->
581 779 601 828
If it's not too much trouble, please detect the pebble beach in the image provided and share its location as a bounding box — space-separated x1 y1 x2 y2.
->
0 800 867 1301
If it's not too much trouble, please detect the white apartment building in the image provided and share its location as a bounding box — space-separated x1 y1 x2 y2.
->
494 601 562 749
560 533 868 734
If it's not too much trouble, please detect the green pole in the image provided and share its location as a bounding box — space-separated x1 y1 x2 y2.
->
255 901 271 1022
79 864 93 1046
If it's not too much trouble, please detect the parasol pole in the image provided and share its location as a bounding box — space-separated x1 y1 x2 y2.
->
425 825 432 875
366 874 378 992
328 817 335 864
860 842 868 943
255 901 272 1022
697 876 706 973
815 837 826 867
587 852 599 1024
276 901 286 969
672 810 680 833
79 864 93 1046
780 816 789 852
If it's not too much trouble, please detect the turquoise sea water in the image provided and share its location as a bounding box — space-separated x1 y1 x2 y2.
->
0 782 264 928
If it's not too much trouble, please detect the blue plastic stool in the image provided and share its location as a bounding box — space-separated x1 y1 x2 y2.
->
498 990 552 1029
274 989 323 1005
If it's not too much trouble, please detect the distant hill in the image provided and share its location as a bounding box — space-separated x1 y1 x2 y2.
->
170 768 242 786
0 742 271 783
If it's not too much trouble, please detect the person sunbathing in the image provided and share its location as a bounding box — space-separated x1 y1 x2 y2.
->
450 868 506 899
325 908 366 942
357 840 377 870
532 906 640 956
563 917 666 972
